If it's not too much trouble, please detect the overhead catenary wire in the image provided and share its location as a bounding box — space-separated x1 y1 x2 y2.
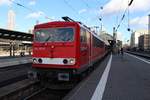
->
116 7 128 31
128 0 134 6
127 0 130 30
9 0 34 12
63 0 105 33
127 0 134 31
115 0 134 31
115 0 124 27
81 0 103 21
81 0 105 33
81 0 91 9
63 0 87 24
63 0 79 15
9 0 53 20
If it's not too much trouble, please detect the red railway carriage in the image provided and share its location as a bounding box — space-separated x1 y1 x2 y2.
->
32 20 106 81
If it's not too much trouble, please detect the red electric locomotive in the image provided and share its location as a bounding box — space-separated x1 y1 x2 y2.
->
31 17 107 82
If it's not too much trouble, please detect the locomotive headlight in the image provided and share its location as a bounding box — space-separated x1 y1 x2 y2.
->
63 58 75 65
33 58 37 63
68 58 75 65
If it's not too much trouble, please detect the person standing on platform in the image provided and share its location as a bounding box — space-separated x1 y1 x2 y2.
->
120 47 124 56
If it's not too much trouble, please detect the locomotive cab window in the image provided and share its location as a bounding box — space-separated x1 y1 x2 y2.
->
34 27 74 42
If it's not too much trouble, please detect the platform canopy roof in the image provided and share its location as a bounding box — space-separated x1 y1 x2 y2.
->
0 28 33 41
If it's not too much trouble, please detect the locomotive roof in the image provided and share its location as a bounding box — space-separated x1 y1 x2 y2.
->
34 21 78 28
79 24 105 43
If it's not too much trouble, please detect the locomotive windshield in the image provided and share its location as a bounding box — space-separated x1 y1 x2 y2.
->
34 27 74 42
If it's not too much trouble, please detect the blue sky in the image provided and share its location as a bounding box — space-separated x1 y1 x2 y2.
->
0 0 150 43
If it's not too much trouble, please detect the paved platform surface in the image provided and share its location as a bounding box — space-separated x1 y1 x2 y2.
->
0 56 32 68
64 53 150 100
63 55 110 100
103 53 150 100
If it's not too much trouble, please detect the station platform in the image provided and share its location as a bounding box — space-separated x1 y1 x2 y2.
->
63 53 150 100
0 56 32 68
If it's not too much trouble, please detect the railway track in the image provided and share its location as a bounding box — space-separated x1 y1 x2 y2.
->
0 79 40 100
0 79 71 100
0 63 75 100
0 53 109 100
23 87 46 100
0 63 31 71
24 88 70 100
0 74 27 88
126 51 150 59
0 63 31 88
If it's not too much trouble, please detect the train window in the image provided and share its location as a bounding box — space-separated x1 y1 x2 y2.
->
93 36 104 48
80 28 87 43
86 31 90 42
34 27 74 42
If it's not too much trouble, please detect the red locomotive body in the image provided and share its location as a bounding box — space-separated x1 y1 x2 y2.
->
32 20 106 81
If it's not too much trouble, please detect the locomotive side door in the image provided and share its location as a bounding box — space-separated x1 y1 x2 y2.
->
80 28 90 68
86 31 91 66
